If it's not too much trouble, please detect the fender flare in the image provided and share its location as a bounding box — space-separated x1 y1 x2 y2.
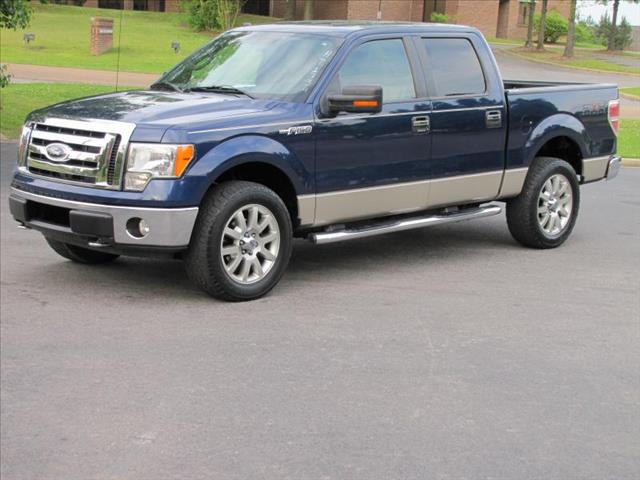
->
523 113 589 168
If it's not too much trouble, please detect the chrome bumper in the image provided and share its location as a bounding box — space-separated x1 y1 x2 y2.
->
9 187 198 248
606 156 621 180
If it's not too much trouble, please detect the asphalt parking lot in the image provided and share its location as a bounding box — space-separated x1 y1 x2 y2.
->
1 140 639 479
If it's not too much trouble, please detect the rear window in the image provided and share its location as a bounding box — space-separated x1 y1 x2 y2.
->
422 38 486 97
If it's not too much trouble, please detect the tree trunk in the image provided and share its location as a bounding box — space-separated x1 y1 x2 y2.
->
607 0 620 51
525 0 536 49
303 0 314 20
563 0 577 58
536 0 548 50
285 0 296 20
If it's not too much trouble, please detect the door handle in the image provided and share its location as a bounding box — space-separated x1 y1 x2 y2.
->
486 110 502 128
412 116 430 134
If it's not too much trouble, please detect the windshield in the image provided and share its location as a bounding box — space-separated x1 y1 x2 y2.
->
157 31 343 102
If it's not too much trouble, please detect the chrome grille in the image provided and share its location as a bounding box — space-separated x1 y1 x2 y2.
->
22 118 135 190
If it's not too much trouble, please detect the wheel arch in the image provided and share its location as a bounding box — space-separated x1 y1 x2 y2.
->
524 114 589 176
189 135 314 227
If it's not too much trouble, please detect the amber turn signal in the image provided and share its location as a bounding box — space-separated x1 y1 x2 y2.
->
174 145 195 177
353 100 379 108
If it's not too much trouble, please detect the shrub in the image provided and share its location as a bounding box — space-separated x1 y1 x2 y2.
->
595 13 633 50
534 10 568 43
0 65 11 89
182 0 245 32
430 12 451 24
575 22 595 44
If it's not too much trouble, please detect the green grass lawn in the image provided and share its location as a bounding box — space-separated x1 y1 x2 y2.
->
0 4 277 74
0 83 133 139
620 87 640 99
506 47 640 75
618 120 640 158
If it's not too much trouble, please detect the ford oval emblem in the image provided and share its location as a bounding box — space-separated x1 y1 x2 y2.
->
44 143 72 162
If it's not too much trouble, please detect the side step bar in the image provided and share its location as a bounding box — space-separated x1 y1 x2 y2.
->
308 205 502 245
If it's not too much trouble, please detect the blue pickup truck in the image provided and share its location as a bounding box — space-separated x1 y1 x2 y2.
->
10 22 621 301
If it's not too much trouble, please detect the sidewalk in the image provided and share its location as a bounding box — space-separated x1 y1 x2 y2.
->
6 63 158 88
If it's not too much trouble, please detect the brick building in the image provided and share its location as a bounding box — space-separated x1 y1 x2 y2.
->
82 0 572 40
272 0 572 40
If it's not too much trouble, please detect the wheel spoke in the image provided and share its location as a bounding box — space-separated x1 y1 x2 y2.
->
240 258 251 282
260 232 278 245
539 212 549 227
538 205 548 214
558 181 569 195
260 248 276 261
224 227 242 240
225 254 242 274
250 257 264 278
221 245 239 257
257 216 271 233
247 206 259 230
234 211 247 232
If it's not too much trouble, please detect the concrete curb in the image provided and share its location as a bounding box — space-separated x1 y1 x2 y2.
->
622 158 640 167
620 92 640 101
499 48 640 78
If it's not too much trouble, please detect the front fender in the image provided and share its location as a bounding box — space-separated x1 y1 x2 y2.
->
188 135 311 195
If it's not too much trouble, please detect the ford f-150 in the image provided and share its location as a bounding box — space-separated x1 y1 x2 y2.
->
9 22 622 300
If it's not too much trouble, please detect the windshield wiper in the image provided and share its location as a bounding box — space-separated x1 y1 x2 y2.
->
150 81 184 93
187 85 254 99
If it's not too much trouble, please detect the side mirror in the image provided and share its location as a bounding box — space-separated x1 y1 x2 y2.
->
327 85 383 115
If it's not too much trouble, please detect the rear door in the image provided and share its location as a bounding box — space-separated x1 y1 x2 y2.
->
415 35 507 208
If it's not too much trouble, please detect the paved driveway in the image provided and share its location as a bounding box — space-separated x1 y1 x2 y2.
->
1 141 639 479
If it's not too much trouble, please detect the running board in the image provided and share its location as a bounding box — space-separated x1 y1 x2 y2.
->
308 205 502 245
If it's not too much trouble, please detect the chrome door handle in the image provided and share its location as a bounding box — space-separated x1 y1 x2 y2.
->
412 116 430 134
486 110 502 128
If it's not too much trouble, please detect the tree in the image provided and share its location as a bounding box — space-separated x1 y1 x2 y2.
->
303 0 313 20
563 0 577 58
0 0 32 30
284 0 296 20
525 0 536 49
597 0 640 51
536 0 548 50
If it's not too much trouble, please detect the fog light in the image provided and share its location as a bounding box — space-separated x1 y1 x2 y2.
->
126 217 149 238
139 219 150 236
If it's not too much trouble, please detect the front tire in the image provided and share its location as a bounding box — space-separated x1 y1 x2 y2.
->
184 181 293 301
45 238 120 264
506 157 580 249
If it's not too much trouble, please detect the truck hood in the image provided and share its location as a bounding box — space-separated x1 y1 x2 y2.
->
30 90 278 141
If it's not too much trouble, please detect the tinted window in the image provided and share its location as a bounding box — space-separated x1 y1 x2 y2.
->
336 39 416 103
422 38 486 97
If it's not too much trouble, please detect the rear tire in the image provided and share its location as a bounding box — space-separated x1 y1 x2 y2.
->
184 181 293 301
506 156 580 249
46 238 120 264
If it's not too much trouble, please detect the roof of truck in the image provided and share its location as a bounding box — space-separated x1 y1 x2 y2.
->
235 21 478 38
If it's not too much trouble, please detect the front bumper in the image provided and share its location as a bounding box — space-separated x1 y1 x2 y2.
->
9 187 198 252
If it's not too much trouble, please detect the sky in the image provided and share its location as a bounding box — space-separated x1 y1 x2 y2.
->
577 0 640 26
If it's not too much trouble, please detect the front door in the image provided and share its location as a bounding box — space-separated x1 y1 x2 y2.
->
313 37 432 226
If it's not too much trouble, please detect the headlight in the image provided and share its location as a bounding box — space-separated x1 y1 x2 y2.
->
18 124 33 167
124 143 195 191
